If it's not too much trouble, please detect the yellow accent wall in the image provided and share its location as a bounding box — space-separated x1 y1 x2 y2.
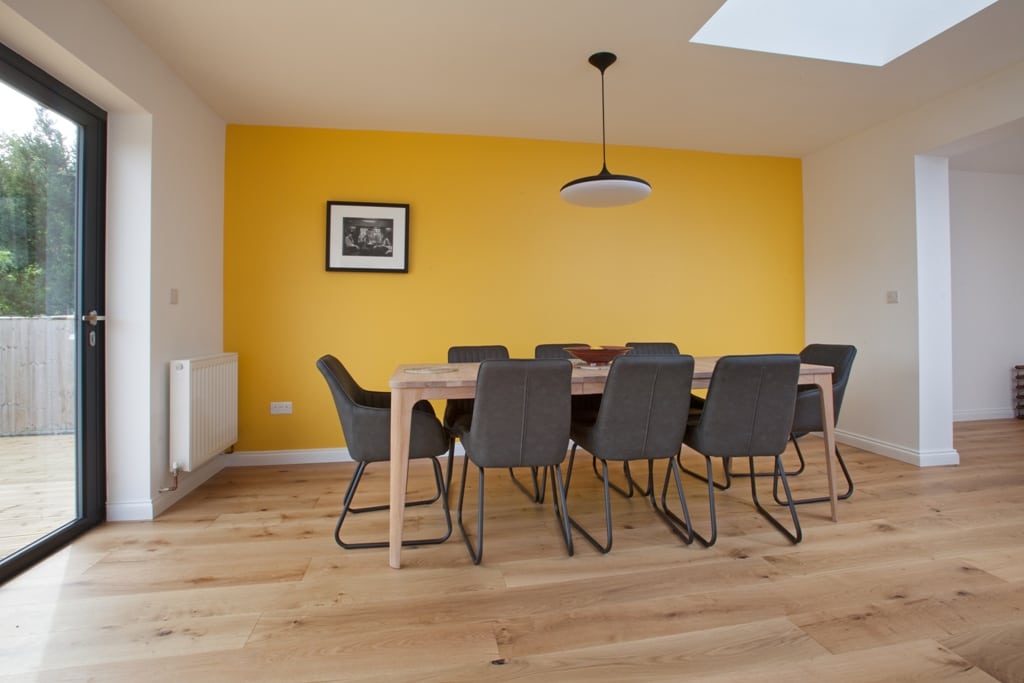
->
224 126 804 451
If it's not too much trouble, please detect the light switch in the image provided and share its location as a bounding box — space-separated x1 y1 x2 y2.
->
170 288 179 305
886 290 900 304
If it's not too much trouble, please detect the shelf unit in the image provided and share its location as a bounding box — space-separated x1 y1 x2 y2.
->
1017 365 1024 419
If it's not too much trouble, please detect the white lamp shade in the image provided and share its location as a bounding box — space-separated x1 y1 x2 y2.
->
560 173 652 208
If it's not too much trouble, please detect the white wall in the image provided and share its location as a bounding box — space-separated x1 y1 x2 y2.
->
804 60 1024 466
0 0 227 518
950 169 1024 420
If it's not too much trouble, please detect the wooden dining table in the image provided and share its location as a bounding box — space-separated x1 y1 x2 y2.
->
387 357 839 568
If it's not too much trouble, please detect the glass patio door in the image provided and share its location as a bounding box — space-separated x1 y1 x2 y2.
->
0 44 106 584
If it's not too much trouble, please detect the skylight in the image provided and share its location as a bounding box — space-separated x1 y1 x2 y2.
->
690 0 998 67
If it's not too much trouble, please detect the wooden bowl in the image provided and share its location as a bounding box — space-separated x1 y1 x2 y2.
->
564 345 632 366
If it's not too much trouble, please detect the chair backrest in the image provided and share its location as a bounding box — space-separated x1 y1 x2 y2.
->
448 345 510 363
463 359 572 468
625 342 680 355
790 344 857 434
316 354 447 463
687 354 800 458
584 354 695 461
535 343 588 359
444 345 510 430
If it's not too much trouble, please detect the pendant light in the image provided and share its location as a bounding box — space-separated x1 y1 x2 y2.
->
560 52 651 208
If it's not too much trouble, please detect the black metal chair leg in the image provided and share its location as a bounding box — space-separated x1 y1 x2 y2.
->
750 456 802 544
333 461 367 547
567 458 614 553
456 459 486 565
651 458 694 545
565 442 580 490
677 450 732 491
509 466 547 503
790 436 807 475
590 456 649 498
625 460 654 497
684 457 719 547
444 438 457 497
535 466 548 503
549 465 574 557
773 440 854 505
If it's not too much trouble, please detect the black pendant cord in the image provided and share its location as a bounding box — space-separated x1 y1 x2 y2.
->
587 51 617 176
600 66 609 174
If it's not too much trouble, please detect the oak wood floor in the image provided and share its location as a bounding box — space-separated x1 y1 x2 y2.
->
0 435 76 560
1 420 1023 682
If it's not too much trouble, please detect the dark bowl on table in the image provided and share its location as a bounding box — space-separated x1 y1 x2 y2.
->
564 345 632 366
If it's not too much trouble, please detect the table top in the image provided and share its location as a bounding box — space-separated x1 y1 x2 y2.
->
389 357 833 389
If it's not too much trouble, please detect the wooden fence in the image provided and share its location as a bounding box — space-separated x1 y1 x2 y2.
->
0 317 75 436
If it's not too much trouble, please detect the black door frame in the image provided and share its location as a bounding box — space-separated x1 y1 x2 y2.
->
0 42 106 584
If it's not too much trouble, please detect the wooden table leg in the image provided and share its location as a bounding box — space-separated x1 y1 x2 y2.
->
389 388 415 568
815 372 839 522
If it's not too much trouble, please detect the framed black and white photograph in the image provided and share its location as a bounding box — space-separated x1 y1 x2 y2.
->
325 201 409 272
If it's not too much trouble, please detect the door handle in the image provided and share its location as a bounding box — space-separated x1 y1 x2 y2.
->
81 310 106 326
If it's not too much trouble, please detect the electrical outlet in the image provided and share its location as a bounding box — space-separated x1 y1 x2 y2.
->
270 401 292 414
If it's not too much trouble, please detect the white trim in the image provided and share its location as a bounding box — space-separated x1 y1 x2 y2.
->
225 447 351 467
953 408 1016 422
835 429 959 467
224 443 465 468
106 499 155 522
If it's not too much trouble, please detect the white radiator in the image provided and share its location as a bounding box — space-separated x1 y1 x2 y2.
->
169 353 239 472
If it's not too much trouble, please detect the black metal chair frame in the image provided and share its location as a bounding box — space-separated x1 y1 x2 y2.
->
457 457 573 565
771 436 854 505
589 457 653 498
673 452 801 547
509 462 548 503
566 445 693 553
335 457 452 549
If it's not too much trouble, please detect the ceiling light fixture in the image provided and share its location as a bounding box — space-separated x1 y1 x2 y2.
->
560 52 651 208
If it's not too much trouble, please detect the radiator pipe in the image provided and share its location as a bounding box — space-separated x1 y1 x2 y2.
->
158 465 180 493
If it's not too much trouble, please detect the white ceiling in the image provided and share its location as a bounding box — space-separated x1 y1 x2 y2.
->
99 0 1024 170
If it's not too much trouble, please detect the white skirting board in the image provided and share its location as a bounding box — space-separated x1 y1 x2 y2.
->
225 443 466 467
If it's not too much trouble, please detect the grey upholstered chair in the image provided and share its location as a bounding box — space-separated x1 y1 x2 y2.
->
316 354 452 549
625 342 680 355
776 343 858 505
456 359 574 564
515 342 598 503
725 344 858 493
443 345 510 492
566 354 696 553
679 354 802 546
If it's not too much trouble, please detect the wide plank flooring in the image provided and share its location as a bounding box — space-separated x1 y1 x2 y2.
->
1 420 1022 682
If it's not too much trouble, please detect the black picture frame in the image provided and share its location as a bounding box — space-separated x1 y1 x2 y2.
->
325 201 409 272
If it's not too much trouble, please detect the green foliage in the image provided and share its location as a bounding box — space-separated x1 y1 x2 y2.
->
0 107 77 316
